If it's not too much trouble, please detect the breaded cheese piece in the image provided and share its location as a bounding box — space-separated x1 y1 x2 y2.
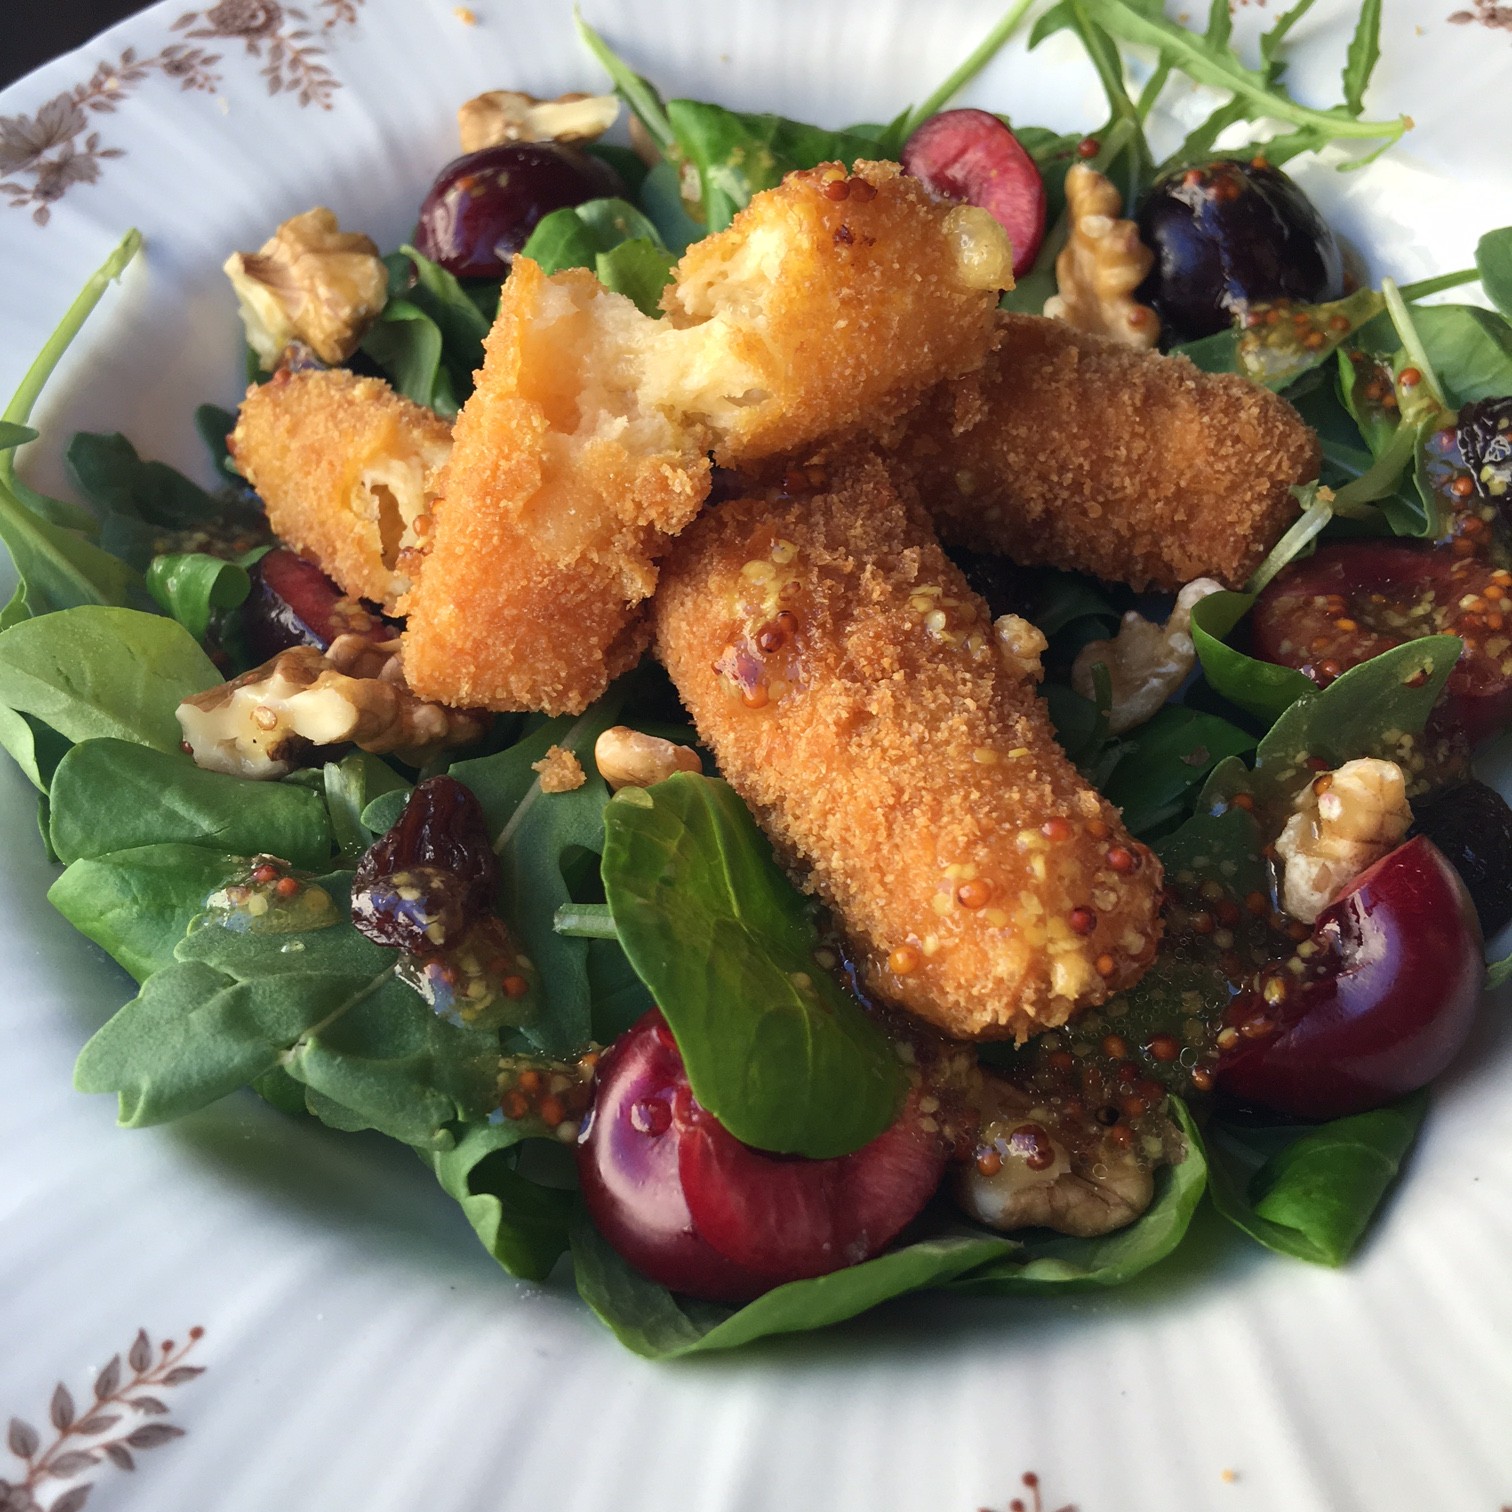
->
230 368 451 611
658 160 1013 464
884 313 1322 591
653 457 1164 1041
401 261 713 716
403 161 1012 716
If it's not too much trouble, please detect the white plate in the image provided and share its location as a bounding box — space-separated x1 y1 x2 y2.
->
1 3 1511 1510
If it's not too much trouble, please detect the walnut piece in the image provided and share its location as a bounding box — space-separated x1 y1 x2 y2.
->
594 726 702 791
1276 757 1412 923
177 644 486 779
531 745 587 793
224 208 388 370
1072 578 1223 733
458 90 620 153
993 613 1049 684
1044 164 1160 349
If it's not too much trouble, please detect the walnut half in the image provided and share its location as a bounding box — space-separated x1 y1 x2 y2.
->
224 208 388 370
1044 164 1160 349
177 644 487 779
457 90 620 153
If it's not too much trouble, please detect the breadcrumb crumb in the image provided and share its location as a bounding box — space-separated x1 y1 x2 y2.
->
531 745 587 793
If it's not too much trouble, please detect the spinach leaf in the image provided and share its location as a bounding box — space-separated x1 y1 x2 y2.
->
194 403 240 478
323 751 410 858
1204 1091 1427 1265
571 1205 1011 1359
360 298 459 419
75 873 500 1146
522 198 666 272
1101 705 1255 836
594 240 677 316
146 551 258 642
1477 226 1512 322
948 1098 1207 1291
395 244 491 377
451 695 626 1056
664 100 880 232
637 160 705 256
48 842 239 982
1239 636 1461 809
1190 590 1315 725
430 1122 575 1282
49 739 332 868
0 606 217 754
601 773 906 1158
0 233 147 628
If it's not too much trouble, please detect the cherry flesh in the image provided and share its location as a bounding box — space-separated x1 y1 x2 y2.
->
1136 158 1344 343
1215 837 1483 1121
413 142 624 281
576 1009 948 1303
1250 541 1512 746
901 109 1046 280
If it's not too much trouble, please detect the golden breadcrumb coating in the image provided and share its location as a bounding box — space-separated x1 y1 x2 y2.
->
401 260 712 716
531 744 587 793
883 313 1322 591
662 160 1012 464
654 457 1163 1041
403 161 1010 716
229 368 451 611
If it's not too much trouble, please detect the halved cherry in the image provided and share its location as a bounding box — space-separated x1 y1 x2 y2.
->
243 548 392 663
1250 541 1512 745
901 109 1046 279
1214 836 1484 1121
576 1010 948 1303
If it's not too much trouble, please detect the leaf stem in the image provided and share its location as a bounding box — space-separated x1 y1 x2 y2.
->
906 0 1037 130
1397 268 1478 302
553 903 620 939
1381 277 1446 410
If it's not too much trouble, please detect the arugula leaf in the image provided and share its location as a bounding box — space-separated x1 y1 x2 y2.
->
948 1098 1207 1291
48 842 239 982
75 872 500 1146
49 738 332 868
0 233 147 629
601 774 906 1158
1341 0 1383 116
0 606 217 754
430 1122 575 1281
146 551 258 643
1190 590 1315 725
574 13 675 155
1204 1091 1427 1265
1477 227 1512 321
1101 705 1255 836
571 1206 1011 1359
322 751 410 859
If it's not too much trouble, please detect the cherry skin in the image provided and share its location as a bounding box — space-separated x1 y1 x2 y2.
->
901 109 1046 279
1250 541 1512 746
241 548 392 663
576 1009 948 1303
1214 837 1484 1121
413 142 624 281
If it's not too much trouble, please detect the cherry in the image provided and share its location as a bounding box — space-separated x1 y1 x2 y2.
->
576 1010 948 1303
900 109 1045 280
1250 541 1512 745
413 142 624 281
1135 158 1344 343
1214 837 1483 1121
242 548 392 663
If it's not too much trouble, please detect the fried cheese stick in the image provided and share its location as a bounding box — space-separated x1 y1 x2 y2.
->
883 313 1322 591
400 161 1013 716
653 457 1163 1041
230 368 452 611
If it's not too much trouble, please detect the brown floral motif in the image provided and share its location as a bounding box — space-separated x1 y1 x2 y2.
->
1449 1 1512 30
1 1328 206 1512
1 0 365 225
174 0 367 108
978 1471 1075 1512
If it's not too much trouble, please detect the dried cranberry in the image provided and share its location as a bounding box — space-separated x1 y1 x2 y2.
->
1409 778 1512 939
1457 396 1512 508
352 776 499 953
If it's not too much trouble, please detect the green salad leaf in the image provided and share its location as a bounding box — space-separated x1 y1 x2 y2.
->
1204 1092 1428 1266
322 751 410 859
49 739 333 868
145 550 259 643
48 842 240 982
1477 226 1512 321
361 298 459 418
1101 705 1255 837
1190 590 1315 725
0 606 217 755
601 773 907 1158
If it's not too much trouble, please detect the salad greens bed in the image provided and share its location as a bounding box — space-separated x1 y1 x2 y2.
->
2 1 1510 1357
